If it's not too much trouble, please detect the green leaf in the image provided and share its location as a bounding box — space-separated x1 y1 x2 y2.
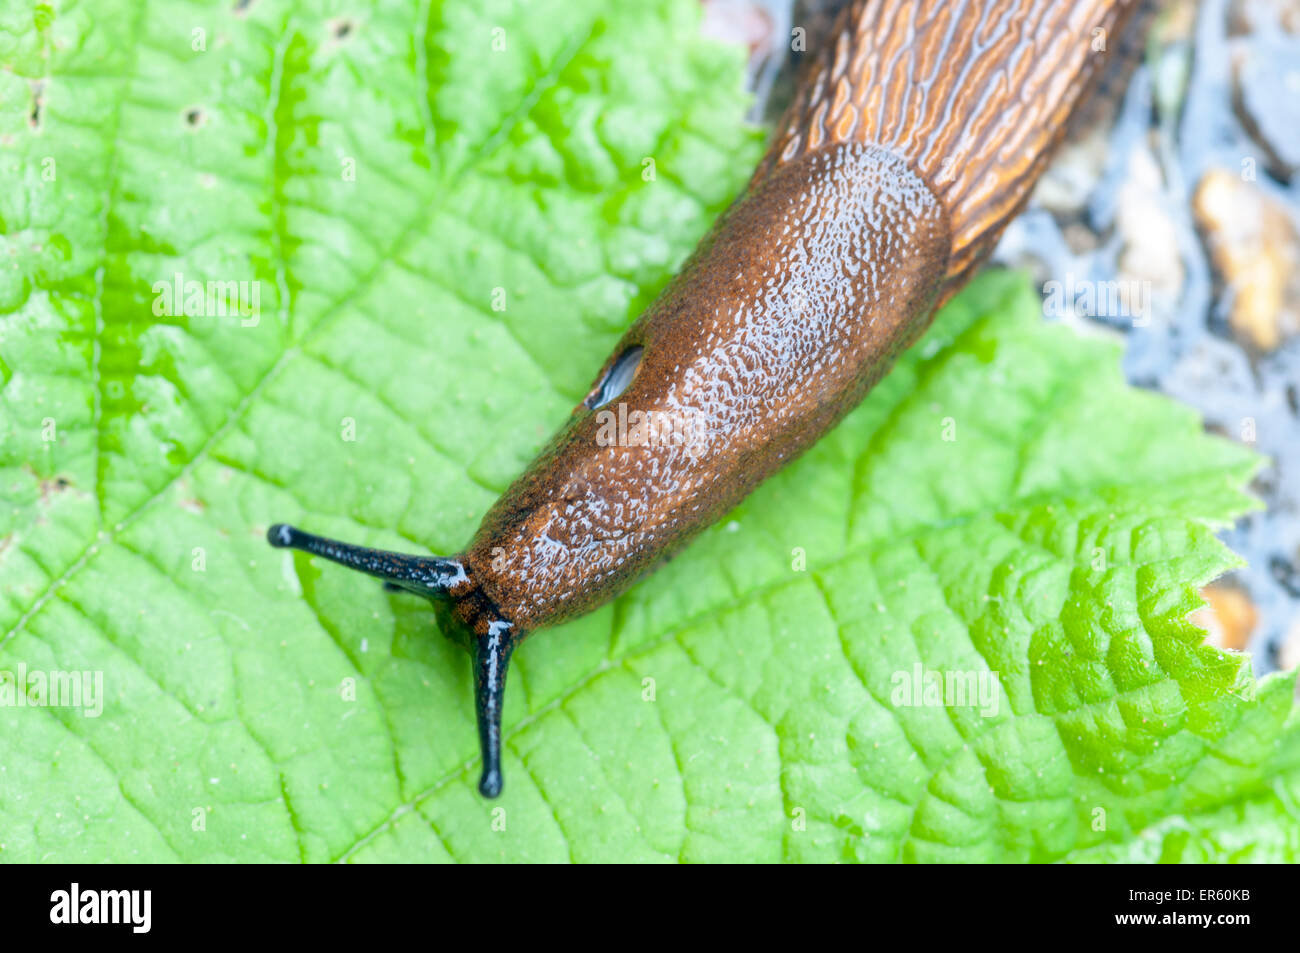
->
0 0 1294 863
1068 715 1300 863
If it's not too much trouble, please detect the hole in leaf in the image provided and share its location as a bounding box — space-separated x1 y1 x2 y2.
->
28 80 43 129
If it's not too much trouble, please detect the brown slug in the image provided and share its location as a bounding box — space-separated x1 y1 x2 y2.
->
268 0 1142 797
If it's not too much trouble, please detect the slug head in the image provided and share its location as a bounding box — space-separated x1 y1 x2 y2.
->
266 524 518 798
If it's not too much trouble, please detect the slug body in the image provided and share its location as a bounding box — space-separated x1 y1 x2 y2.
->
269 0 1141 797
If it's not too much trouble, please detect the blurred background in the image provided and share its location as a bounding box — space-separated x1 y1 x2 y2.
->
701 0 1300 674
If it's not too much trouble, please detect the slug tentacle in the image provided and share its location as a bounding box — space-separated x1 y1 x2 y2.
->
266 524 466 596
472 621 517 798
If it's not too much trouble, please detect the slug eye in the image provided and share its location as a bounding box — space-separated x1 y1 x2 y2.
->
584 346 643 410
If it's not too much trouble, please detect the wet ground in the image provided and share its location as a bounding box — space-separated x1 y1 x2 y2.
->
704 0 1300 672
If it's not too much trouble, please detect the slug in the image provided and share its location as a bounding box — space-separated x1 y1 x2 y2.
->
268 0 1142 797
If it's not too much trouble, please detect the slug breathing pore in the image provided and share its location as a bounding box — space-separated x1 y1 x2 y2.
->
268 0 1142 798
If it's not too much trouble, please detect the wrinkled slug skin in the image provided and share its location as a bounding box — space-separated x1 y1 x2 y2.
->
461 145 950 631
454 0 1141 635
766 0 1141 297
268 0 1146 796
